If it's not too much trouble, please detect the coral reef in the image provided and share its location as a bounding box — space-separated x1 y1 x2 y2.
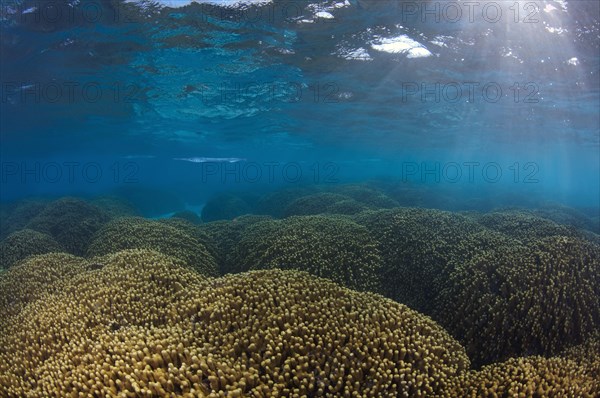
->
0 206 6 227
228 218 282 275
473 208 600 246
534 203 599 233
0 250 206 396
437 236 600 366
198 215 273 275
0 252 91 324
451 356 598 397
2 189 599 396
254 186 318 218
323 199 369 215
282 193 364 217
158 217 220 262
0 199 49 240
25 197 110 256
0 229 64 269
261 183 398 218
383 186 427 208
201 193 253 222
473 210 582 244
235 215 383 293
90 196 140 218
87 217 218 276
561 332 600 383
331 184 399 209
171 210 203 225
354 208 487 314
0 252 469 397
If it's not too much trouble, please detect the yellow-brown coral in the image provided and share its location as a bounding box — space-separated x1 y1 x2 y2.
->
451 356 598 397
0 252 91 327
0 229 64 269
25 197 110 256
87 217 219 276
437 235 600 366
561 332 600 384
198 215 273 275
235 215 383 293
354 208 488 314
0 250 469 397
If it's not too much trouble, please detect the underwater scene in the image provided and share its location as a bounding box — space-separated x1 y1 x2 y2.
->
0 0 599 396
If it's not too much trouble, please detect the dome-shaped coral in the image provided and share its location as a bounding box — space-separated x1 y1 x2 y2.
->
90 195 140 218
437 236 600 366
236 215 383 293
170 210 203 225
0 199 48 240
533 203 599 233
228 218 281 275
25 197 110 256
0 252 91 324
322 198 369 215
255 186 318 218
282 192 362 217
0 207 7 235
331 184 399 209
474 210 583 244
198 215 273 275
451 356 597 397
0 229 64 269
0 251 469 397
354 208 487 314
87 217 218 276
158 217 220 262
0 249 207 396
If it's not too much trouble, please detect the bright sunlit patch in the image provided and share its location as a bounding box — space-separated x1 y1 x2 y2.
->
406 47 433 59
334 1 351 9
338 47 372 61
306 1 348 20
315 11 334 19
371 35 432 58
555 0 568 11
545 25 568 35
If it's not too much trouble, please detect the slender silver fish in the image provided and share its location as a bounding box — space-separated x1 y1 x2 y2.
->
174 157 247 163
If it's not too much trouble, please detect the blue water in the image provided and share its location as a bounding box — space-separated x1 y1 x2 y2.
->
1 0 599 213
1 2 600 394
